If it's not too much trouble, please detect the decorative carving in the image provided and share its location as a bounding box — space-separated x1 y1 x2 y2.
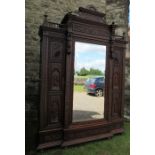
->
53 69 60 90
111 50 122 118
77 7 106 24
67 34 72 55
47 95 61 124
110 22 116 36
43 14 48 25
113 64 120 89
111 51 118 60
73 23 110 38
49 42 63 60
48 63 62 91
112 51 121 89
112 93 120 116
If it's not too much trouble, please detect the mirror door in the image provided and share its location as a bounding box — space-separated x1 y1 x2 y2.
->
73 41 107 122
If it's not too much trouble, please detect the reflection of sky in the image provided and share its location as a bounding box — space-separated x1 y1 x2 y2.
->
75 42 106 72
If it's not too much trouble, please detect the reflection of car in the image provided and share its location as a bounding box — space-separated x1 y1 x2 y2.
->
85 77 105 97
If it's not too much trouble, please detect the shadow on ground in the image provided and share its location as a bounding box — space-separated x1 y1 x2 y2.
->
73 110 102 122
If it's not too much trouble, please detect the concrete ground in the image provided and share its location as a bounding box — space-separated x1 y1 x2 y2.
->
73 92 105 122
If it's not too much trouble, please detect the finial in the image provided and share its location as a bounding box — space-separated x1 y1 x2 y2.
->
43 14 48 24
122 32 126 40
111 22 116 36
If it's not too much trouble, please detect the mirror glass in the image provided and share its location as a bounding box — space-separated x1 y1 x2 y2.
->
73 42 106 122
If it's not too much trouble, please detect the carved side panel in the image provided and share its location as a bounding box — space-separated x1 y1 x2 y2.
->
111 49 123 119
47 95 62 125
112 92 120 116
39 28 66 149
46 38 65 128
113 63 120 89
49 41 64 61
48 63 63 91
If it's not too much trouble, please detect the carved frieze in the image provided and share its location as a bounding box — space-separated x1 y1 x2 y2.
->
73 23 110 39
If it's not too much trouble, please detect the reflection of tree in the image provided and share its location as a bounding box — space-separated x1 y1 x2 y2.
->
89 68 103 75
77 67 104 76
78 67 89 76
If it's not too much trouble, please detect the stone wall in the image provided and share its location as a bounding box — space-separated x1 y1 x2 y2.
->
25 0 129 152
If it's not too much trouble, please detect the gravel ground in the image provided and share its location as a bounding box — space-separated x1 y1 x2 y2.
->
73 92 105 122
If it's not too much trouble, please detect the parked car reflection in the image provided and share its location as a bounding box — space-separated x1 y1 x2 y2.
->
84 77 105 97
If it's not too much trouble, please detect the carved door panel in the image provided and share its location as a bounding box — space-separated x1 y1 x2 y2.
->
41 37 65 129
38 28 66 149
47 40 65 128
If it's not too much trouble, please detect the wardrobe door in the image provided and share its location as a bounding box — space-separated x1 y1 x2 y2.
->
38 27 66 149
